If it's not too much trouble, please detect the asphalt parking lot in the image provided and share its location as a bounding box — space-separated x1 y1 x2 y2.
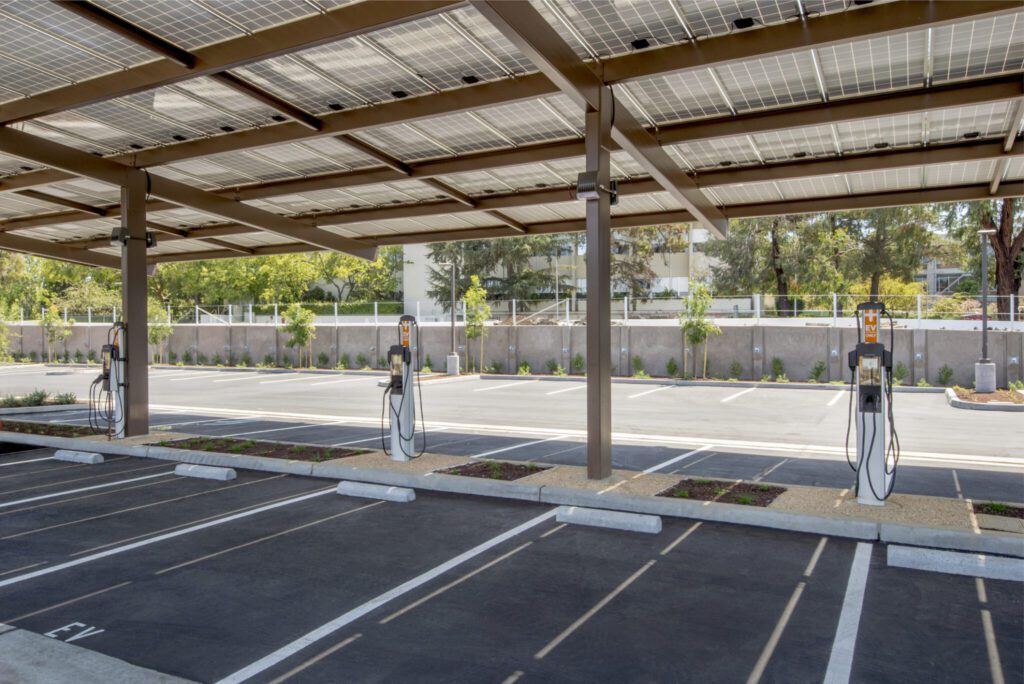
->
1 445 1021 684
3 365 1022 503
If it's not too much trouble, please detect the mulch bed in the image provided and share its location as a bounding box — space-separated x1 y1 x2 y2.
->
973 502 1024 519
657 478 786 507
0 420 96 438
953 387 1024 404
158 437 364 462
440 460 547 481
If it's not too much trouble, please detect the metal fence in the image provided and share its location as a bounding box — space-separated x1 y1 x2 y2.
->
14 293 1021 328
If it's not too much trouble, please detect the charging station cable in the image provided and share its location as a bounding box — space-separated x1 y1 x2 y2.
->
380 319 427 459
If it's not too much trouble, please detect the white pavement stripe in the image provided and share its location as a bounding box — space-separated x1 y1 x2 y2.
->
152 417 258 429
545 384 585 396
216 509 557 684
259 374 314 385
627 385 672 400
473 380 540 392
222 420 347 439
827 389 849 407
310 377 377 387
168 372 224 382
0 472 175 509
721 387 757 403
0 488 333 590
642 445 714 474
212 374 271 384
823 542 872 684
472 435 568 459
0 457 54 468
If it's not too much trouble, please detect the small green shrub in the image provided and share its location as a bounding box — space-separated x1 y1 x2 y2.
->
425 354 433 369
809 360 827 383
73 349 84 363
263 354 275 367
1009 379 1024 391
486 460 502 479
631 355 644 376
893 362 908 386
545 358 559 374
770 357 785 381
241 353 251 367
168 351 177 364
338 352 350 370
633 369 651 379
489 360 504 374
356 353 369 369
197 352 208 365
316 352 329 368
53 392 77 405
666 358 679 377
182 350 193 365
21 389 49 406
212 353 223 366
916 378 931 388
938 364 954 387
61 350 70 363
87 349 97 363
517 362 531 376
29 351 38 362
572 352 585 373
775 373 790 383
377 356 386 369
282 355 294 369
735 495 754 505
729 361 743 380
553 365 568 377
673 490 690 499
760 374 771 382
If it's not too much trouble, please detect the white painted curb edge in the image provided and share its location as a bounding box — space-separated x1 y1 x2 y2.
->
53 449 103 465
556 505 661 534
173 464 236 481
887 545 1024 582
337 481 415 502
945 387 1024 412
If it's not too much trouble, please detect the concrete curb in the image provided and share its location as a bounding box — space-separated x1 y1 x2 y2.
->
2 430 1019 556
54 449 103 465
886 545 1024 582
556 506 662 533
477 374 942 393
0 403 88 416
174 464 236 481
945 387 1024 412
337 481 415 502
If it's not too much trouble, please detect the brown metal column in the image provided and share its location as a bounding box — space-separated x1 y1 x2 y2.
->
121 170 149 437
585 87 612 479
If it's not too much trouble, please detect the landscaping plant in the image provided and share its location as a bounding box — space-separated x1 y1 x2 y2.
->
679 283 720 378
809 360 826 383
280 303 316 368
938 364 954 387
463 275 491 373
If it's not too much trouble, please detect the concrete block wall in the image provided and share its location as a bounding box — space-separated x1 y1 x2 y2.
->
6 323 1023 387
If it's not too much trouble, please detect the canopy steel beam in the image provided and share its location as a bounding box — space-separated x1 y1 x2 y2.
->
209 73 323 131
2 71 1018 199
991 99 1024 194
55 0 195 68
0 231 120 268
0 126 375 259
120 170 149 437
3 1 461 123
10 140 1022 244
15 189 110 216
470 0 726 236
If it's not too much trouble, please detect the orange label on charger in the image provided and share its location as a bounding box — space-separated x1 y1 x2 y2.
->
864 309 879 343
401 321 411 347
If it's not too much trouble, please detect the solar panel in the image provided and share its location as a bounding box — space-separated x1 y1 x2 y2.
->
93 0 245 50
932 14 1024 83
705 181 781 205
717 52 821 112
846 167 920 194
817 30 927 98
624 70 732 124
923 160 999 187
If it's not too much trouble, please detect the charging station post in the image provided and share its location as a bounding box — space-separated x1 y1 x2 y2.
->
384 315 424 461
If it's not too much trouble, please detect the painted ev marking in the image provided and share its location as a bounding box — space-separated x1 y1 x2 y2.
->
45 622 105 642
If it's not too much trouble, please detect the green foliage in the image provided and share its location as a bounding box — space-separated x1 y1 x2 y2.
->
316 352 330 368
40 306 74 362
1008 380 1023 391
770 357 785 381
893 362 909 386
775 373 790 383
679 283 721 378
809 360 827 383
760 374 771 382
74 349 84 363
552 364 567 377
87 349 97 363
197 352 208 365
611 225 689 303
339 352 350 370
262 354 275 368
425 355 433 369
212 353 223 366
463 275 491 373
280 303 316 368
572 352 585 373
311 247 402 302
488 360 504 374
0 317 12 363
29 351 38 362
356 353 369 369
147 301 173 363
21 389 48 406
729 361 743 379
631 355 644 375
938 364 954 387
666 357 679 378
377 356 386 369
517 362 531 376
545 358 559 374
485 460 502 479
54 392 76 405
182 350 193 365
240 352 251 367
916 378 931 387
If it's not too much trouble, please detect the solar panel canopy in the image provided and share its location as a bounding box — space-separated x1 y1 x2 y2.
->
0 0 1021 267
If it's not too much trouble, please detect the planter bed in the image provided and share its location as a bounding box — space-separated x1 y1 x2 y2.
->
953 387 1024 405
657 478 786 507
973 502 1024 519
439 460 548 481
156 437 364 462
0 420 95 438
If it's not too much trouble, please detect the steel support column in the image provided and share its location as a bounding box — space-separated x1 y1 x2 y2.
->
121 171 149 437
585 87 613 480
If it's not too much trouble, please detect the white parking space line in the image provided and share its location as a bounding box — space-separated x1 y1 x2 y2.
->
152 417 260 429
310 377 378 387
823 542 872 684
641 445 715 474
721 387 757 403
0 488 334 590
827 389 849 407
0 456 54 468
217 509 558 684
259 374 317 385
212 374 271 384
473 380 540 392
0 472 175 509
222 420 347 439
546 384 585 396
627 385 672 400
472 434 569 459
168 372 224 382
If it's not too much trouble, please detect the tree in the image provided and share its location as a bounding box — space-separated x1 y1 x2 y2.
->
943 198 1023 319
610 224 689 305
312 247 402 302
843 206 934 298
55 278 120 315
463 275 491 373
280 303 316 368
40 305 73 362
147 302 173 364
679 283 720 378
0 316 12 362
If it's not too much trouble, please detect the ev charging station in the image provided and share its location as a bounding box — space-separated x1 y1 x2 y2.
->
89 322 128 439
846 301 900 506
384 315 425 461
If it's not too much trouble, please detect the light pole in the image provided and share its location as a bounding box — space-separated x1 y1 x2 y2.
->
438 261 459 375
976 228 997 392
